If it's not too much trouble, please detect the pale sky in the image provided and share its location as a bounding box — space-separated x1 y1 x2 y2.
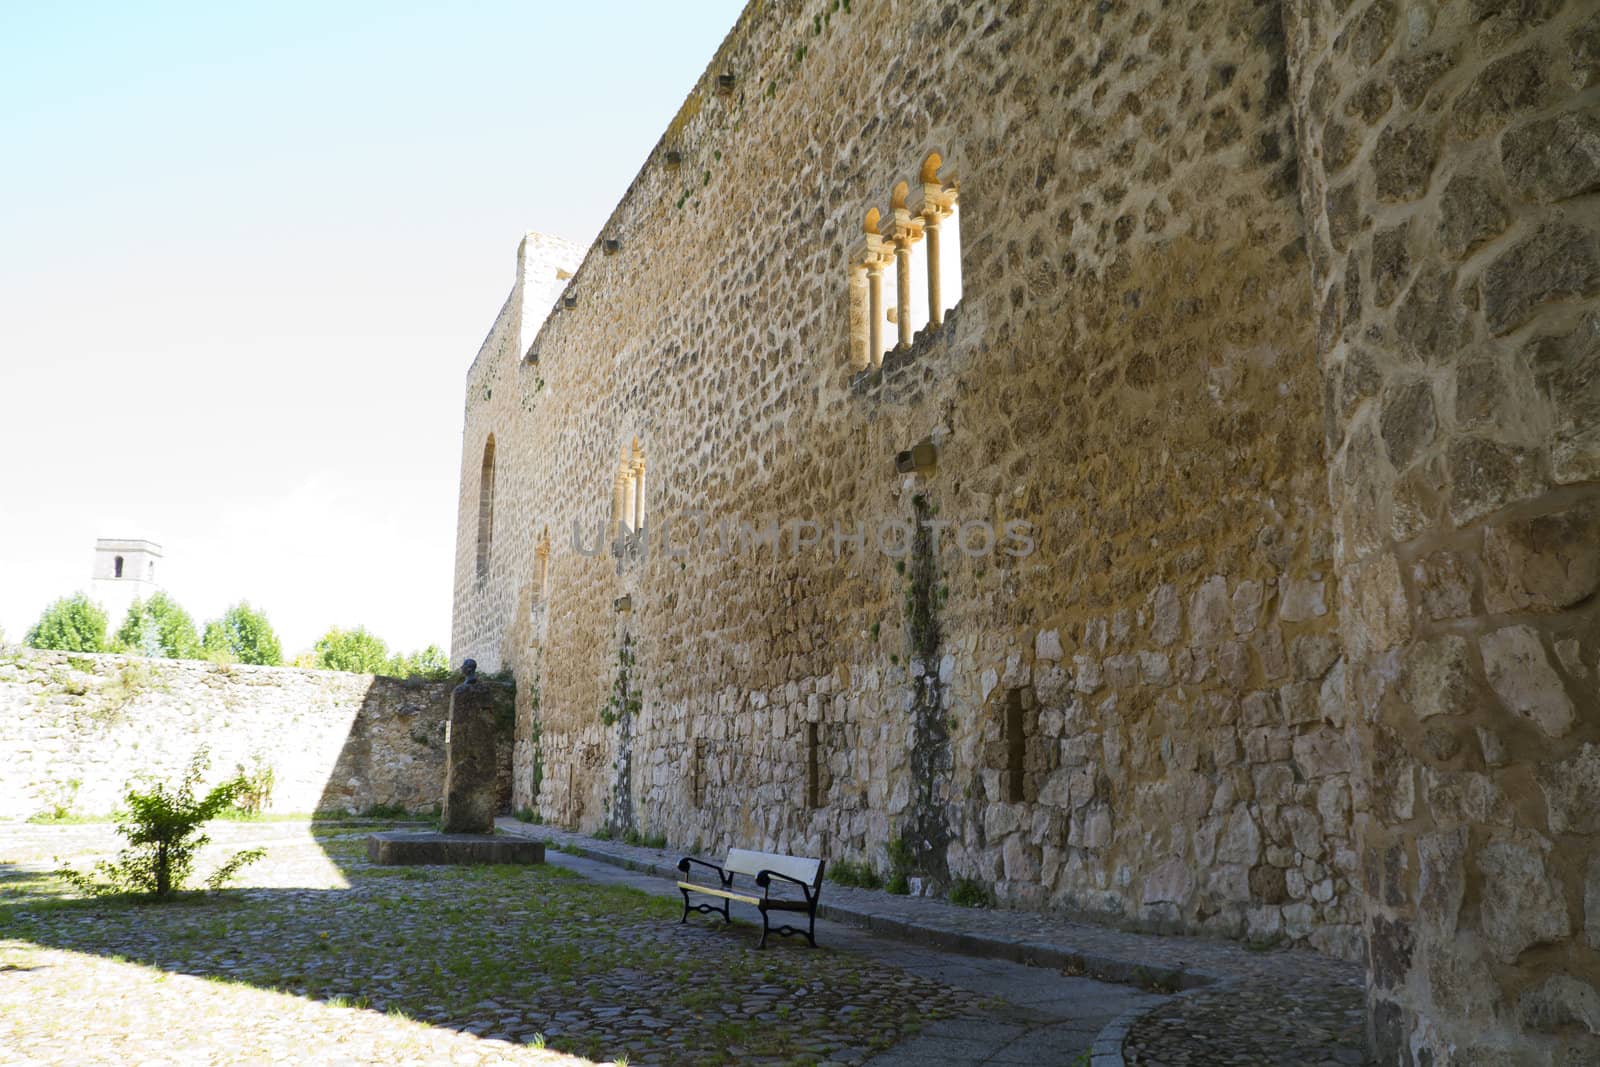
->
0 0 746 656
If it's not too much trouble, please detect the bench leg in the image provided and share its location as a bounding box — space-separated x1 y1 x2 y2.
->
680 891 733 928
806 904 817 948
759 905 770 949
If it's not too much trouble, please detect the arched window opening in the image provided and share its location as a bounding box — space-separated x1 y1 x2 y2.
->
848 154 962 374
884 181 926 353
906 222 931 337
113 556 124 578
609 438 647 541
851 209 894 368
476 435 496 580
910 153 962 326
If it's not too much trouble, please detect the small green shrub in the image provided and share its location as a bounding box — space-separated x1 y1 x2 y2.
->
620 829 667 849
102 661 158 710
29 777 83 822
56 751 265 900
592 826 613 841
886 836 913 875
948 877 993 908
514 806 542 824
226 757 275 816
357 802 411 819
879 836 916 894
826 859 882 889
614 825 665 851
1131 964 1185 994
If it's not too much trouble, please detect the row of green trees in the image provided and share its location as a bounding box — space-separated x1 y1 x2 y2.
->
20 594 448 679
25 593 278 663
309 626 450 678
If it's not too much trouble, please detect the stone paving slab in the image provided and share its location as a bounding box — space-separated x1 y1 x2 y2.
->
497 819 1376 1065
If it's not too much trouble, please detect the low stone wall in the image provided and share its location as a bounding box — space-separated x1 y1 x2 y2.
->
0 647 506 821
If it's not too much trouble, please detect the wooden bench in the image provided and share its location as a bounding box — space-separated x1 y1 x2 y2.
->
676 848 826 948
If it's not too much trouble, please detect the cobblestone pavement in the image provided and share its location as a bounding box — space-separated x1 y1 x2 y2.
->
498 821 1376 1066
1121 980 1372 1067
2 820 1001 1066
519 835 1164 1066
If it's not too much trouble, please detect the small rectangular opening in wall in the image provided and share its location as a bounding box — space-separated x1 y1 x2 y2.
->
1005 689 1025 804
692 739 707 809
806 722 820 809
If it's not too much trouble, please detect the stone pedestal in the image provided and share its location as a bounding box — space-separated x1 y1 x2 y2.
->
442 672 499 834
366 831 543 866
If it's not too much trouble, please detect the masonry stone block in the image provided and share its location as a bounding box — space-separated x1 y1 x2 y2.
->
1478 836 1570 963
1373 123 1438 202
1481 625 1576 738
1448 438 1545 526
1452 47 1551 139
1412 550 1475 620
1501 110 1600 203
1538 744 1600 835
1482 500 1600 614
1482 222 1600 336
1528 309 1600 484
1519 976 1600 1036
1401 635 1475 721
1437 173 1510 259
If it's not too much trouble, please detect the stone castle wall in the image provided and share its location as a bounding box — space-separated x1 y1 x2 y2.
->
0 648 471 820
452 1 1599 1059
453 0 1355 952
1286 1 1600 1061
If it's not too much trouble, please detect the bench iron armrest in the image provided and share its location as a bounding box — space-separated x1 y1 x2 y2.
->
756 868 817 903
678 856 733 888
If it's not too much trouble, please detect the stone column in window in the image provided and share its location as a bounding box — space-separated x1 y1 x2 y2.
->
911 183 956 328
885 207 923 351
631 449 646 532
847 263 870 371
852 226 892 368
612 470 628 540
867 257 886 362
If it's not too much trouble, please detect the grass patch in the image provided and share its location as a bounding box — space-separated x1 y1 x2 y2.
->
948 877 993 908
826 859 882 890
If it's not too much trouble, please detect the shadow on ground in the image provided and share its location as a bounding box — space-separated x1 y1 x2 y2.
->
0 819 987 1066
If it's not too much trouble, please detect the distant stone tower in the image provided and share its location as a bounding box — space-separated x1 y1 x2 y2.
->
89 538 162 632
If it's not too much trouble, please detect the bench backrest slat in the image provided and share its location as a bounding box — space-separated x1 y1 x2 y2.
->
724 848 821 886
